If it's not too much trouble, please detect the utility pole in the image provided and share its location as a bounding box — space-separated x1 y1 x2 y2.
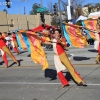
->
18 0 28 29
40 0 42 7
67 0 73 23
68 0 71 6
24 7 26 15
58 0 63 36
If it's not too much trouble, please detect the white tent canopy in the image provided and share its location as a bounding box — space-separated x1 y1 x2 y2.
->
75 15 88 22
88 12 100 19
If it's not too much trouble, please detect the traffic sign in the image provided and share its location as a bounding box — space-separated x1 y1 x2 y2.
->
37 7 47 13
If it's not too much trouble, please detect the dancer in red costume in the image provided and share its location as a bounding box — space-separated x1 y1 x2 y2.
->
0 49 8 67
32 31 68 87
0 32 19 68
11 32 20 54
40 29 87 88
52 35 69 88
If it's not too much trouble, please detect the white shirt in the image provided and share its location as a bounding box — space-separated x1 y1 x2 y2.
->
5 36 12 41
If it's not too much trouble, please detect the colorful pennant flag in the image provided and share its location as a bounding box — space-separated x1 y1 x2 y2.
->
62 23 88 48
15 31 27 50
16 30 48 70
81 19 97 40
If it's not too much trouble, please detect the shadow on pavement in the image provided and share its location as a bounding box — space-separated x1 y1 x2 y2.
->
8 59 23 68
73 56 90 61
0 61 4 65
13 51 28 54
44 69 82 84
19 51 28 54
44 68 57 80
88 49 97 52
64 71 81 84
63 72 73 81
27 54 31 57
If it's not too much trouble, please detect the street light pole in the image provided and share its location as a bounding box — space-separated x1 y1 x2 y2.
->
68 0 71 6
18 2 23 29
67 0 72 23
58 0 63 36
18 0 28 29
40 0 42 7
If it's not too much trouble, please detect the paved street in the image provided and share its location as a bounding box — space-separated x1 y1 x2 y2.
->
0 45 100 100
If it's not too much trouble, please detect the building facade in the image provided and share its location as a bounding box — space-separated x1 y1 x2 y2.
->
0 12 51 32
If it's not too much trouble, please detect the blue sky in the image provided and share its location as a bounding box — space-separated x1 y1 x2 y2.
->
0 0 100 14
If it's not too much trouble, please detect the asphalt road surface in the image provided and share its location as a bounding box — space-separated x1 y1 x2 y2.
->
0 45 100 100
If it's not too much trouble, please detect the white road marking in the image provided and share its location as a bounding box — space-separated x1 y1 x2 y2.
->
0 82 99 86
